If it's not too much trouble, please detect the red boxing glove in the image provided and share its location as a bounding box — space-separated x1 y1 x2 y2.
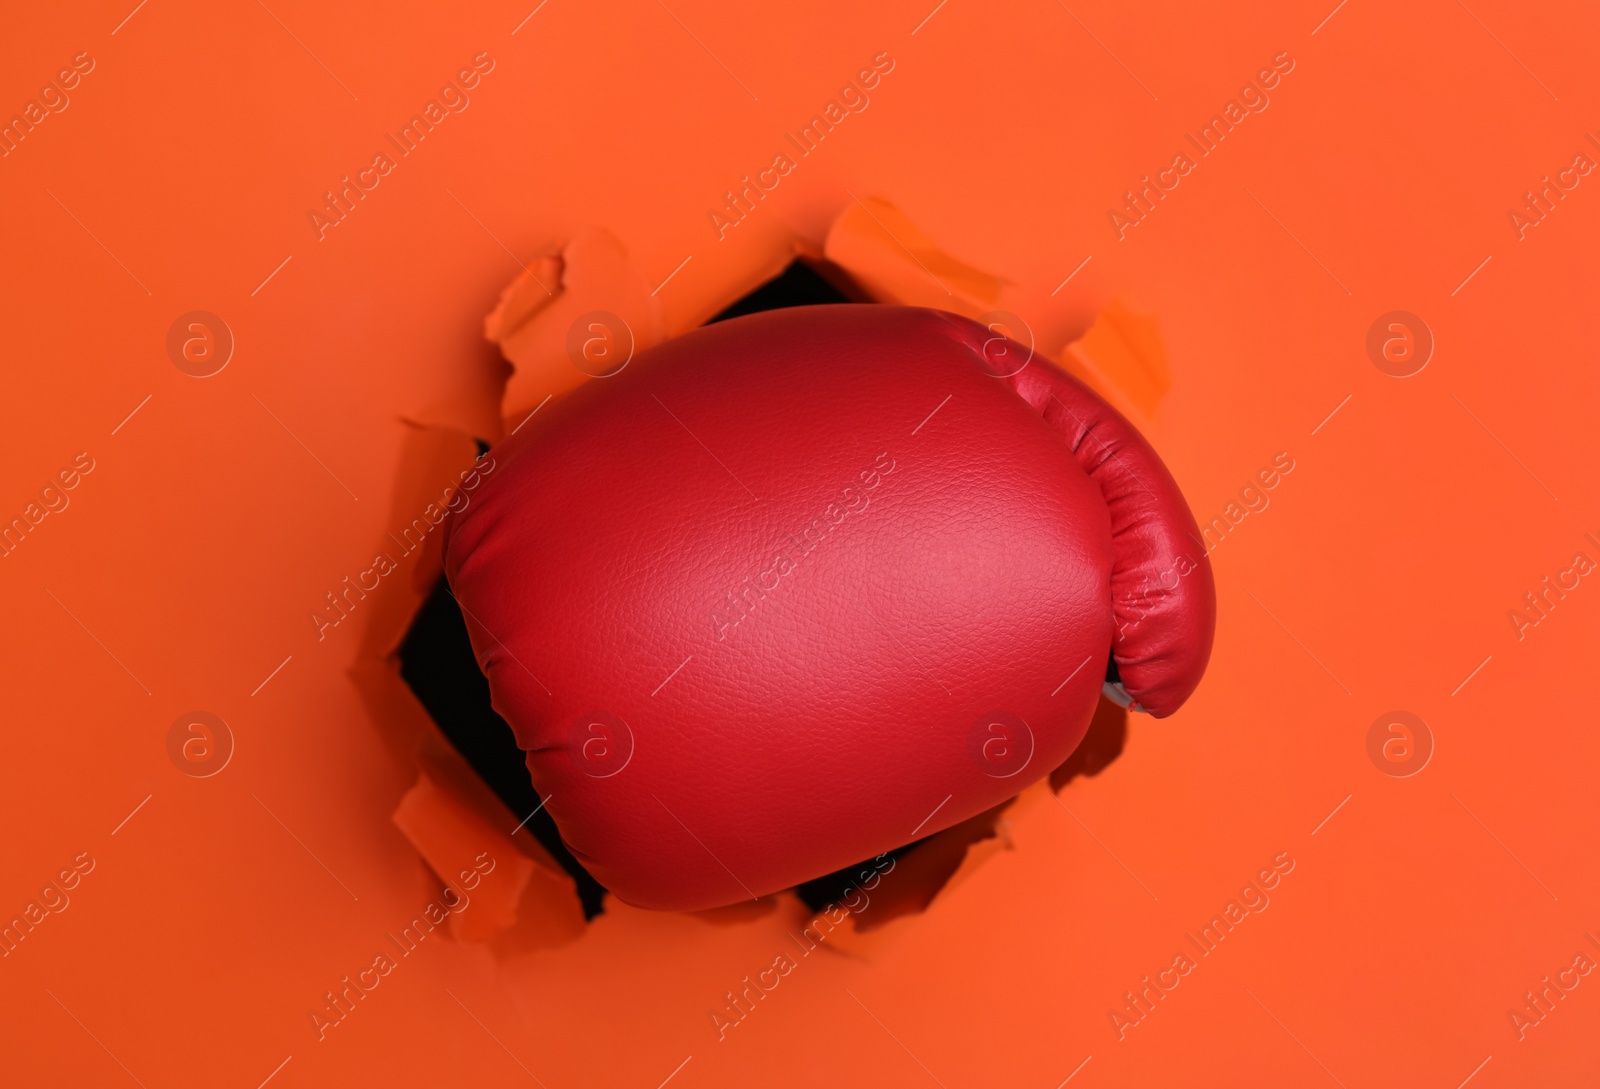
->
444 306 1214 910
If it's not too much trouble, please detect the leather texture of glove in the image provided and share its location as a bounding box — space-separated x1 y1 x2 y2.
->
444 305 1215 910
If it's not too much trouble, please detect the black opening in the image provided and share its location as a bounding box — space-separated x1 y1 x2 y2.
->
398 566 610 920
707 258 855 323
